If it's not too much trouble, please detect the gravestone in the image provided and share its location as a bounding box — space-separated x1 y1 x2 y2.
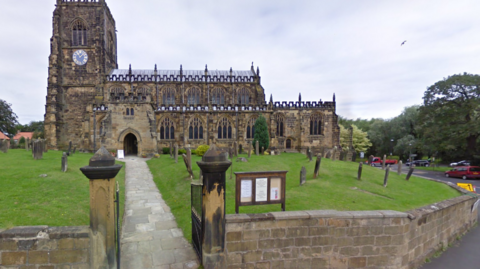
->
300 166 306 185
261 146 264 155
368 155 374 165
0 140 6 153
383 165 390 187
339 150 345 161
255 141 259 156
33 140 43 160
239 144 243 154
61 152 68 172
314 155 322 178
73 146 77 154
234 142 238 157
43 140 48 153
236 157 248 162
67 141 72 156
174 144 178 163
382 154 386 170
397 160 403 175
25 138 29 150
248 142 251 158
352 151 357 162
406 166 414 181
325 150 332 159
170 142 173 158
182 154 194 179
271 150 275 156
332 148 337 161
308 148 313 162
357 162 363 180
186 147 191 166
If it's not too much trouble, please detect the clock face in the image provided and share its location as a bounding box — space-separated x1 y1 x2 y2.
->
73 50 88 65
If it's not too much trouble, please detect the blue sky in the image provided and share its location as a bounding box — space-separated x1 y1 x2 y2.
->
1 0 480 124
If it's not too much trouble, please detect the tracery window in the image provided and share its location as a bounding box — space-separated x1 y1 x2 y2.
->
163 87 175 105
275 114 285 137
72 19 87 46
238 88 250 105
126 108 129 115
218 118 232 139
246 117 257 139
310 114 322 135
160 118 175 140
211 88 225 105
188 118 204 139
130 108 134 116
187 88 201 105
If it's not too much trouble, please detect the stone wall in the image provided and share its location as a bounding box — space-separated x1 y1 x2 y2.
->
224 195 477 269
0 226 90 268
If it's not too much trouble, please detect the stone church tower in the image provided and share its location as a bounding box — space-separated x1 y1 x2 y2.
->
45 0 341 156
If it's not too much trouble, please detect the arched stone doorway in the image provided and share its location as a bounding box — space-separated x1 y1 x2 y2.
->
124 133 138 155
286 139 292 149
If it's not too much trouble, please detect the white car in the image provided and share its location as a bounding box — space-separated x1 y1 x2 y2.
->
450 160 470 167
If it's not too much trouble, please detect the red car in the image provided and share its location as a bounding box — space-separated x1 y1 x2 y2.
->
445 166 480 180
367 157 398 167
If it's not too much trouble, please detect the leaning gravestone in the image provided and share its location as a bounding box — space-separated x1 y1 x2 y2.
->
357 162 363 180
406 166 415 181
397 160 403 175
383 165 390 187
256 141 259 156
300 166 306 186
248 142 251 158
382 154 386 170
174 144 178 163
368 155 374 165
234 142 238 157
61 152 68 172
182 154 194 179
314 155 322 178
186 147 191 167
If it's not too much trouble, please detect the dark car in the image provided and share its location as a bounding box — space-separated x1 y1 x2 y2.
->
450 160 470 167
405 160 430 167
445 166 480 180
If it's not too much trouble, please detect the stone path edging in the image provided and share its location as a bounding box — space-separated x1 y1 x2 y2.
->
119 157 198 269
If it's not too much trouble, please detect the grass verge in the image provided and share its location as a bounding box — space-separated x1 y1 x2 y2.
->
0 149 125 229
148 152 461 243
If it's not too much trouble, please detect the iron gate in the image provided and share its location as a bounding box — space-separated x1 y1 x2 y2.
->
191 181 203 261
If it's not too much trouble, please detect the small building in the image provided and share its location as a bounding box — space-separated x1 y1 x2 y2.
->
13 132 34 144
0 132 10 140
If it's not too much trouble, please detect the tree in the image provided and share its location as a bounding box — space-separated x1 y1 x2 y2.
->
418 73 480 162
252 114 269 151
0 99 19 137
339 124 372 153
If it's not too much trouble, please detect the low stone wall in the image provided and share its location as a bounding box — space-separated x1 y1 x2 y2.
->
225 195 477 269
0 226 90 268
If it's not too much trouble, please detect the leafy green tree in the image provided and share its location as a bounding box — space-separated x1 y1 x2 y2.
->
419 73 480 162
253 114 269 151
0 99 19 137
339 124 372 153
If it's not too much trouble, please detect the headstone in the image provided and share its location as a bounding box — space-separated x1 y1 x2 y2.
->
61 152 68 172
186 147 191 167
236 157 248 162
339 150 345 161
73 146 77 154
325 150 332 159
255 141 259 156
248 142 251 158
33 140 43 160
352 151 357 162
43 140 48 153
314 155 322 178
271 150 275 156
234 142 238 157
357 162 363 180
308 148 313 162
397 160 403 175
182 154 194 179
406 166 414 181
170 142 173 158
383 165 390 187
67 141 72 156
239 144 243 154
300 166 306 185
332 147 337 161
174 144 178 163
368 155 374 165
382 154 386 170
261 146 264 155
25 138 29 150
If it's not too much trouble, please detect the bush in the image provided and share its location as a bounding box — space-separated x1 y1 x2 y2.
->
192 149 197 155
252 114 269 152
154 153 160 158
162 147 170 154
178 149 187 154
196 145 210 156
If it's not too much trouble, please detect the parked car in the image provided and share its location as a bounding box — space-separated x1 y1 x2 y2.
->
366 157 398 167
445 166 480 180
450 160 470 167
405 160 430 167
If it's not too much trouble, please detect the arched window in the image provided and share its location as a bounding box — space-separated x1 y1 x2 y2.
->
275 114 284 137
130 108 134 116
211 88 225 105
72 19 87 46
246 117 257 139
160 118 175 140
110 87 125 101
218 118 232 139
188 118 204 139
310 114 322 135
163 87 175 105
238 88 250 105
126 108 129 115
187 88 201 105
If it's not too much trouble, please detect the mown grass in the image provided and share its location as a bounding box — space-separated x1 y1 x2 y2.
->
0 149 125 229
148 152 461 243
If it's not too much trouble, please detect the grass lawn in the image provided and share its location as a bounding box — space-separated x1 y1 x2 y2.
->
0 149 125 229
148 152 461 243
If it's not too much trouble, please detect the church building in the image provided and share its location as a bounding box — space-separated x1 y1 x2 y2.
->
44 0 341 156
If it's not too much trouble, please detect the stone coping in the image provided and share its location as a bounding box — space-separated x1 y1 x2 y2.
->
0 225 89 239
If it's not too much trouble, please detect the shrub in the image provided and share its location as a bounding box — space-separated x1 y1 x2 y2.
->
263 151 270 155
162 147 170 154
196 145 210 156
252 114 269 153
19 137 25 144
192 149 197 155
179 149 187 154
154 153 160 158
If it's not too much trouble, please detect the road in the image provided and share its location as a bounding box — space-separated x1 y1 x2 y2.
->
377 164 480 269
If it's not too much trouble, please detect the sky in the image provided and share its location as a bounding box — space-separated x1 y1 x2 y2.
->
1 0 480 125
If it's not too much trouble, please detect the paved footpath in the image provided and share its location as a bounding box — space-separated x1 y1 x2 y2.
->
119 157 199 269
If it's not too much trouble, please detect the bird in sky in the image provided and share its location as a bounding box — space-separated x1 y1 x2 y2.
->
401 40 407 46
